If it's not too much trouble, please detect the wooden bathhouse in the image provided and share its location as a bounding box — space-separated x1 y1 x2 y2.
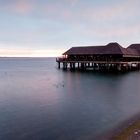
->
56 42 140 71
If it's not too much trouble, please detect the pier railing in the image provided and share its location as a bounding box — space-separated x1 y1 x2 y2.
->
56 57 140 71
56 57 138 63
56 57 66 62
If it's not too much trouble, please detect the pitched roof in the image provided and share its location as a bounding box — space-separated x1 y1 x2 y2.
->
128 44 140 49
104 42 127 55
63 42 128 55
127 44 140 55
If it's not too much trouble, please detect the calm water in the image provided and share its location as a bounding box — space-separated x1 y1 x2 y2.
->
0 57 140 140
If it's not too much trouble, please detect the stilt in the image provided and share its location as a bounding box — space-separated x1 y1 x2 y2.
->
78 62 80 69
63 62 67 70
58 62 60 69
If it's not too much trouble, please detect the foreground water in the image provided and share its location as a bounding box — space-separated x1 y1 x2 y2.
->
0 57 140 140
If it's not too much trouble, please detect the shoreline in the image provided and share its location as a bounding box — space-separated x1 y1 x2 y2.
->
96 113 140 140
112 119 140 140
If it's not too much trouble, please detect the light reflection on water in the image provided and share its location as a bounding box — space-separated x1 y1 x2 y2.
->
0 57 140 140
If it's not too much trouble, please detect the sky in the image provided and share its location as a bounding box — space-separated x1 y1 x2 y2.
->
0 0 140 57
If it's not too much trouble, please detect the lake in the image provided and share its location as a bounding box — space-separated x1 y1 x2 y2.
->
0 57 140 140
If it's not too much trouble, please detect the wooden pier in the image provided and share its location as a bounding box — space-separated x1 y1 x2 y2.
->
56 59 140 71
56 43 140 72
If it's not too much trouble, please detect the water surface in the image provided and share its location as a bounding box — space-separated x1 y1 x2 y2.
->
0 57 140 140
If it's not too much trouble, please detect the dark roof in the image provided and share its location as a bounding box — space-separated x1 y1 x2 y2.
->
105 43 127 55
63 43 132 55
63 42 140 56
128 44 140 49
126 48 140 56
127 44 140 55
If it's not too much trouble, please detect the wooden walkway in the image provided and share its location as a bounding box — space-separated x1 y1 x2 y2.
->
56 58 140 71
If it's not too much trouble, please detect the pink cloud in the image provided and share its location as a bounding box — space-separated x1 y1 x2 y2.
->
39 0 139 31
15 0 32 15
0 0 139 20
0 0 33 16
0 0 140 47
44 2 74 20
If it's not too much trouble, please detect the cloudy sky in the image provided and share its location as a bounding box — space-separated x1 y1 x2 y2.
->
0 0 140 56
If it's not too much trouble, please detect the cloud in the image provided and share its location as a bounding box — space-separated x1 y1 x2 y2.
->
0 0 33 16
66 0 79 6
15 0 32 15
85 0 140 22
0 0 140 50
0 0 140 20
63 0 140 44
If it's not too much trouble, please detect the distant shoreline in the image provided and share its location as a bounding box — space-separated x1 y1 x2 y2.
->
0 56 55 58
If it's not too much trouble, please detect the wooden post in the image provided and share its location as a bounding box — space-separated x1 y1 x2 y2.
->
117 64 121 71
73 63 75 69
63 62 67 70
78 62 80 69
70 62 72 69
58 62 60 69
